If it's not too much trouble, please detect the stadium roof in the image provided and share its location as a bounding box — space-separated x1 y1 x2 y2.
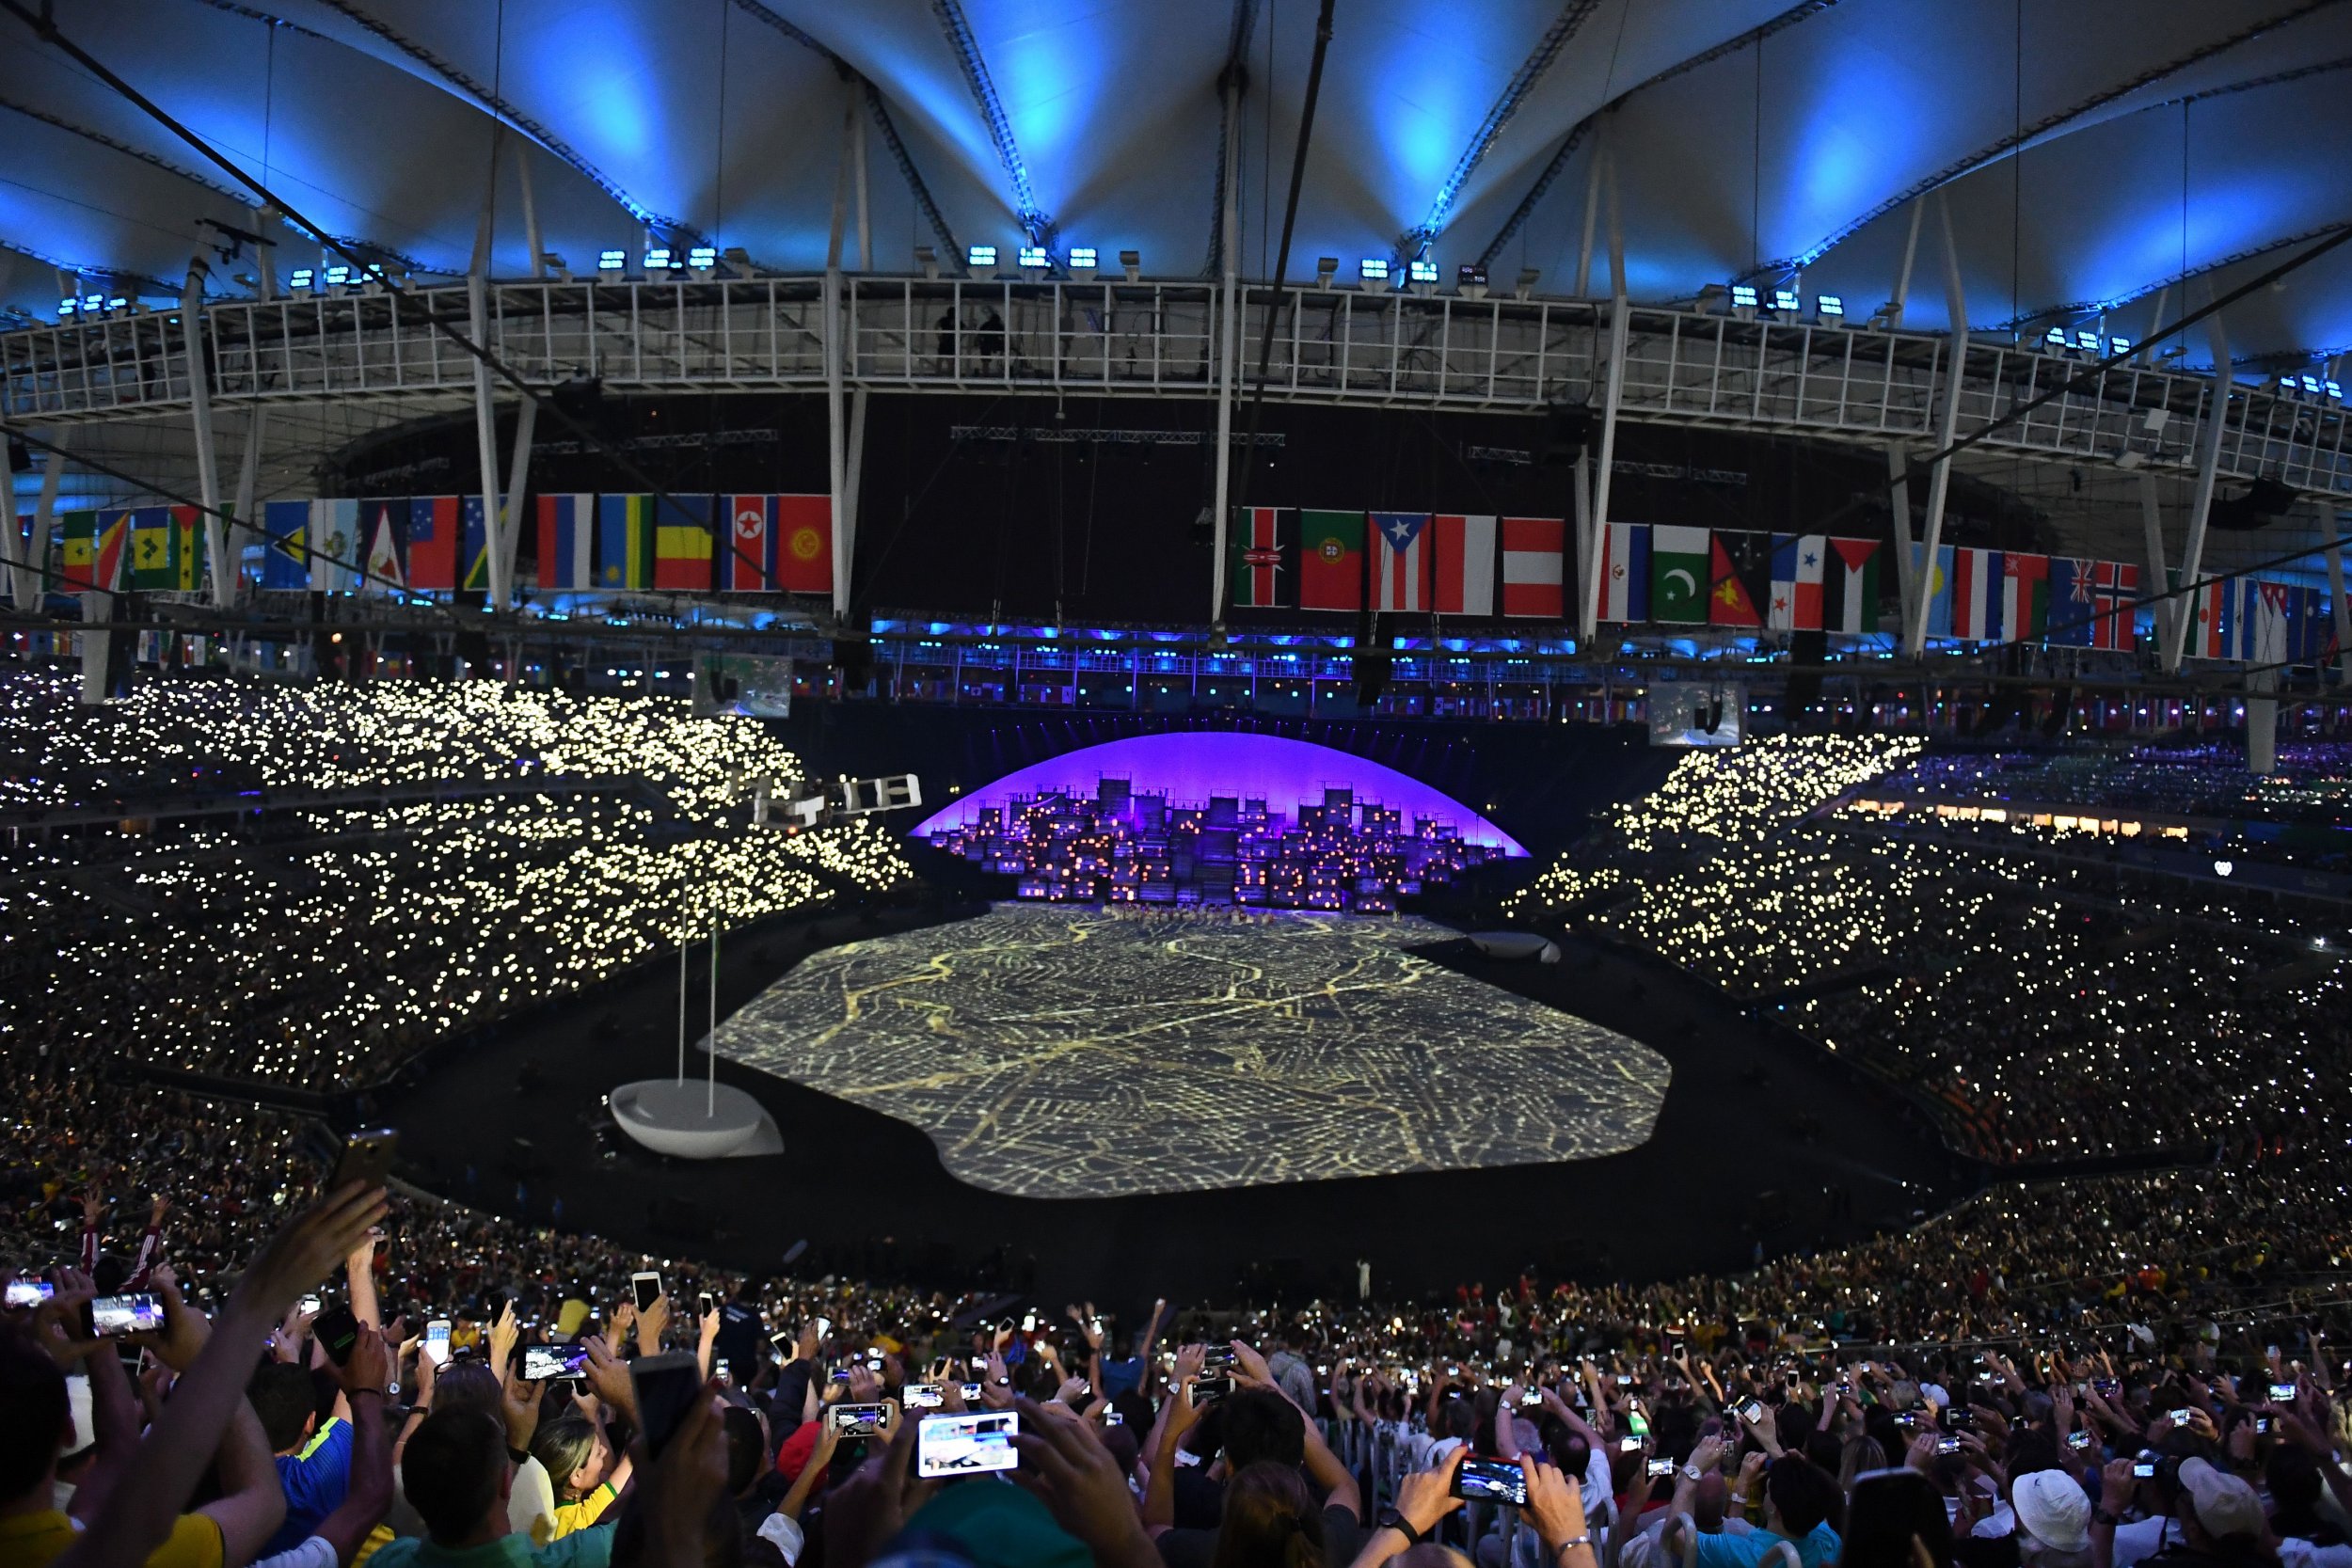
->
4 0 2349 373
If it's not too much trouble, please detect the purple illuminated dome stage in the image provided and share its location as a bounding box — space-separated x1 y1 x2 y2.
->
914 732 1527 911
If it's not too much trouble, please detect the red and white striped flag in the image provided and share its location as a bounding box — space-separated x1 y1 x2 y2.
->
1499 515 1565 618
1371 512 1430 612
1430 515 1495 615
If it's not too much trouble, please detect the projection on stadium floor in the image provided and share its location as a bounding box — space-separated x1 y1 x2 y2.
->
719 904 1670 1198
914 732 1527 911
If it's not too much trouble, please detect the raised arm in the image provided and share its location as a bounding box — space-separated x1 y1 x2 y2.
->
310 1325 396 1568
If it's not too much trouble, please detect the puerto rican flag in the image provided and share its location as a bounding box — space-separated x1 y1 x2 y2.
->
1371 512 1430 612
1430 514 1495 615
1950 547 2003 642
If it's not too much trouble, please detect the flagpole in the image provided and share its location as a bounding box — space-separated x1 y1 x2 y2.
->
707 925 719 1117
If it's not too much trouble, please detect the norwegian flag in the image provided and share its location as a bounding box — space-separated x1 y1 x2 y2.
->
2090 562 2138 651
1371 512 1430 612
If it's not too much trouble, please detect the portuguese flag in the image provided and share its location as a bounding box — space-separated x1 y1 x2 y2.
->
1298 509 1364 612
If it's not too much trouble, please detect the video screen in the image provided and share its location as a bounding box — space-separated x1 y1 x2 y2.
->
91 1293 165 1336
524 1344 589 1380
5 1279 53 1307
917 1410 1020 1478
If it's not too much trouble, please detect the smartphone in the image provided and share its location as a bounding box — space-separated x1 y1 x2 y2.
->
2271 1383 2296 1402
1645 1458 1677 1478
2256 1418 2273 1434
699 1291 716 1316
1945 1408 1975 1431
422 1319 453 1366
1021 1312 1037 1333
312 1305 359 1367
5 1279 54 1307
1738 1399 1766 1425
1192 1376 1232 1404
1104 1409 1125 1427
918 1410 1020 1478
525 1343 590 1381
1619 1435 1644 1452
327 1129 399 1192
960 1381 984 1402
813 1316 832 1344
2134 1459 2157 1479
2067 1432 2092 1449
632 1352 705 1460
1614 1373 1634 1386
830 1402 889 1438
904 1382 946 1409
1520 1389 1545 1407
1453 1457 1531 1507
631 1272 664 1314
89 1293 165 1337
2169 1407 2196 1424
1936 1437 1962 1455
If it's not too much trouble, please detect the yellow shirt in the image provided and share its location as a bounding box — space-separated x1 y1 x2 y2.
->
0 1509 224 1568
544 1486 616 1542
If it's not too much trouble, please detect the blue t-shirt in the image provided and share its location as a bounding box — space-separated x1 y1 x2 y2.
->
265 1418 352 1556
1101 1355 1146 1398
1692 1522 1840 1568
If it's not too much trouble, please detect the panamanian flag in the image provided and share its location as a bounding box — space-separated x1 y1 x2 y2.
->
1767 533 1824 632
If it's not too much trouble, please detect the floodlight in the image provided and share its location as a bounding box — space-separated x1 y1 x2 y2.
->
688 245 717 271
1017 245 1047 269
2074 329 2099 352
291 268 316 291
1816 293 1844 318
2328 380 2344 401
1120 248 1142 280
1314 256 1338 289
1407 259 1439 284
1457 262 1488 299
1069 246 1098 271
324 265 351 287
598 249 627 272
2303 373 2322 394
644 246 673 270
2280 375 2300 391
1359 258 1391 282
914 244 939 278
56 297 76 318
106 296 125 312
1515 267 1539 300
2044 325 2068 348
2108 335 2130 355
1772 288 1799 312
1729 283 1758 309
83 293 103 312
967 244 998 269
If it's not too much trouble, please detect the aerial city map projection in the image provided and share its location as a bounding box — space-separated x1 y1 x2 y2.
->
719 904 1670 1198
914 731 1528 911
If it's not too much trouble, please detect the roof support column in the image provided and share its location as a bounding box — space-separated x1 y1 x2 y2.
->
1210 66 1243 626
1901 194 1967 659
2165 306 2232 673
230 408 263 595
12 436 62 610
1885 444 1916 640
498 397 537 602
179 261 235 608
2137 473 2173 657
516 141 545 278
1885 197 1924 327
826 89 854 619
2323 504 2352 684
1580 150 1627 642
467 267 508 608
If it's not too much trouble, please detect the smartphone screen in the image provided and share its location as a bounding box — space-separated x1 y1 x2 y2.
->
2067 1432 2092 1449
917 1410 1020 1478
327 1129 399 1192
960 1381 984 1402
1646 1458 1677 1478
1619 1435 1644 1451
632 1352 706 1459
632 1273 663 1314
904 1383 946 1409
1936 1438 1962 1455
422 1320 452 1365
1738 1399 1765 1424
90 1293 166 1337
1453 1457 1531 1506
5 1279 53 1307
525 1344 587 1381
2270 1384 2296 1402
830 1402 888 1438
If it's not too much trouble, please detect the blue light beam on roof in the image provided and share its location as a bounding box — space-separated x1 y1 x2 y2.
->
930 0 1056 250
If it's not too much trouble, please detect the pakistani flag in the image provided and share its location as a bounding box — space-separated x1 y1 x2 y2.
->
1649 525 1708 624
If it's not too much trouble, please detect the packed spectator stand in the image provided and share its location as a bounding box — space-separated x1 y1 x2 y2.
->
8 677 2352 1568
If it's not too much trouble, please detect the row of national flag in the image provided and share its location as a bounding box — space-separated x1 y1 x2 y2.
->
1228 509 1568 616
25 493 838 596
2177 575 2338 664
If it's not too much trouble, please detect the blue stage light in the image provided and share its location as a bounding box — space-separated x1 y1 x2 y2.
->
324 266 351 287
291 268 315 290
1359 259 1390 282
1816 294 1844 317
56 297 76 318
2074 329 2099 352
597 249 626 272
1017 245 1048 269
967 244 998 269
1407 259 1439 284
1772 289 1799 312
2303 374 2322 394
1068 246 1098 270
82 293 103 311
644 247 673 270
2328 381 2344 401
2044 325 2069 347
2109 336 2131 355
1729 284 1758 309
688 245 717 269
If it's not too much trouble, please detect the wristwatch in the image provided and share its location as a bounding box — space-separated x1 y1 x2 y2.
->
1375 1507 1424 1546
2092 1508 2123 1528
1682 1464 1705 1482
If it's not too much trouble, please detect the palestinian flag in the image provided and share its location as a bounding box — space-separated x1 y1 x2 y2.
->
1649 525 1708 625
1298 510 1364 611
1228 506 1290 610
1825 537 1883 634
1707 530 1770 627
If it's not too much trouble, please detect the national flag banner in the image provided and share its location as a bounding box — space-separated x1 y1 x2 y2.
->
171 506 205 591
1825 536 1883 634
2232 578 2292 665
56 511 98 592
460 497 497 591
1298 509 1365 611
129 508 180 590
92 509 128 595
1499 515 1565 619
1910 543 1954 638
1767 533 1825 632
2045 557 2100 646
711 495 771 591
407 496 461 591
360 499 406 594
652 494 715 591
1648 524 1709 624
2180 576 2228 660
2000 551 2050 643
1707 530 1770 627
1370 511 1430 612
773 495 833 594
262 499 310 590
2090 561 2137 651
1430 514 1495 616
1228 506 1291 610
536 494 596 592
2293 584 2337 664
1950 546 2003 642
1600 522 1651 624
596 495 657 590
309 499 360 593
